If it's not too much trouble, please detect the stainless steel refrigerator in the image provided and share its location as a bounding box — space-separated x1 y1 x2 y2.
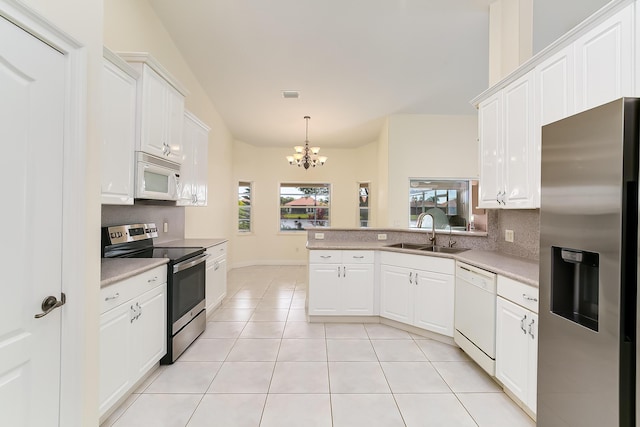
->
539 97 638 427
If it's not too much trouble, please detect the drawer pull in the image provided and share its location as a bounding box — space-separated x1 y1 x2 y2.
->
105 292 120 301
352 256 365 259
320 255 332 259
522 294 538 302
148 276 158 283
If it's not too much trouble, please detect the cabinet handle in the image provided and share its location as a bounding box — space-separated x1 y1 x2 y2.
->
214 261 220 271
415 273 419 285
528 318 535 339
136 302 142 320
320 255 332 259
130 304 137 323
352 256 364 259
337 266 341 278
148 276 158 283
522 293 538 302
343 266 346 277
409 271 413 284
496 192 501 204
520 314 527 334
105 292 120 301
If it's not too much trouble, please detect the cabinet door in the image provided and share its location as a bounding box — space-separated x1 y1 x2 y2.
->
193 122 209 206
478 93 503 208
526 311 538 414
308 264 341 315
165 85 184 164
413 270 454 337
206 256 227 315
495 297 529 403
177 113 195 206
574 5 633 113
379 265 412 324
536 46 575 127
139 66 168 158
99 303 133 417
503 72 537 208
131 284 167 382
101 58 136 205
341 264 374 315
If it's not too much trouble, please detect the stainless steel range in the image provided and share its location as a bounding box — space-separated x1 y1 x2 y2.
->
102 223 208 364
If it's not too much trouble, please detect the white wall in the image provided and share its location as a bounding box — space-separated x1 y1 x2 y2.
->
103 0 235 261
17 0 102 424
385 114 478 228
231 140 378 267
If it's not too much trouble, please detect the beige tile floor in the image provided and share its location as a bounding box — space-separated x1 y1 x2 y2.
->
101 265 535 427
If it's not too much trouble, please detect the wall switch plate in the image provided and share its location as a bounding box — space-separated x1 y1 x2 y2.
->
315 233 325 240
163 222 169 233
505 229 514 242
377 233 387 240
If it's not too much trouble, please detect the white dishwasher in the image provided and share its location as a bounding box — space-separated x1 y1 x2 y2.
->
454 262 497 376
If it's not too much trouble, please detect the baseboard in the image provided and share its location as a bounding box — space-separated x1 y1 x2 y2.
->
229 260 307 269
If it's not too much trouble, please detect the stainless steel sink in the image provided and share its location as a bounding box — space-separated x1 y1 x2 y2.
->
386 242 468 254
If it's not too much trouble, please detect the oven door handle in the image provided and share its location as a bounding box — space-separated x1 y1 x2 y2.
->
173 253 210 273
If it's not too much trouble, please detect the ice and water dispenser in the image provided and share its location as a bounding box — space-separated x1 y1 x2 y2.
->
551 247 599 331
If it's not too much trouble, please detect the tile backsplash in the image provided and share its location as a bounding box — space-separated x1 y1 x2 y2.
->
101 203 185 244
494 209 540 260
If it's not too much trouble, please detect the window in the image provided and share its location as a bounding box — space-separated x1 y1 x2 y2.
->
409 179 472 230
359 182 370 227
238 181 252 232
280 183 330 231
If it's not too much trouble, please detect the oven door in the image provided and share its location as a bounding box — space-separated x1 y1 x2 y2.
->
171 253 208 334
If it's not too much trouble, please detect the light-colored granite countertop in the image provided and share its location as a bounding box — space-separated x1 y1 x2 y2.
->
157 238 227 249
307 241 539 287
101 258 169 288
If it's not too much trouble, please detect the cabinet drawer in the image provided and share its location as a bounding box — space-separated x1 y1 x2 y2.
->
341 250 374 264
497 275 539 313
100 265 167 314
206 242 227 261
309 250 342 264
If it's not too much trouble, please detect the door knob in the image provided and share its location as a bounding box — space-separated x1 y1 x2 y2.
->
34 293 66 318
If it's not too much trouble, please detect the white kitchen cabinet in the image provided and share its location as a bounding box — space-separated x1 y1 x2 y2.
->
205 242 227 316
99 265 167 420
535 46 575 127
495 275 538 414
574 4 634 114
119 53 187 164
379 252 455 337
178 111 210 206
308 250 375 316
478 71 537 209
101 48 138 205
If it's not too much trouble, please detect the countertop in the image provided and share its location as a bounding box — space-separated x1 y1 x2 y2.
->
307 241 539 287
101 258 169 288
157 238 227 249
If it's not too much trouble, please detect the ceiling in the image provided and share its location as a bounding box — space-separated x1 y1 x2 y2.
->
147 0 492 148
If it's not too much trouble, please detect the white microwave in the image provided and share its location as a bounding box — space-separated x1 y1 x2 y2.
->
135 152 180 201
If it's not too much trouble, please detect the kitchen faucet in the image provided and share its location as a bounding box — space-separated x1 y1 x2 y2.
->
416 212 437 245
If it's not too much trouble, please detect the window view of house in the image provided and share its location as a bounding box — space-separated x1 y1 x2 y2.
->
280 183 330 231
359 182 370 227
238 181 252 232
409 179 471 230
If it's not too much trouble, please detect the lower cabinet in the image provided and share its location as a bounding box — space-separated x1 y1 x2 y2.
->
99 265 167 419
379 252 455 337
206 242 227 316
308 250 374 316
495 275 538 414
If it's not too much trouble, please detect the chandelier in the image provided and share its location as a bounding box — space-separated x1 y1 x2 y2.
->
286 116 327 169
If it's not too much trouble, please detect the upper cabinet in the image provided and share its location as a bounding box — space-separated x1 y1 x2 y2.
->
473 1 636 210
178 111 210 207
478 71 537 209
118 52 188 164
101 48 138 205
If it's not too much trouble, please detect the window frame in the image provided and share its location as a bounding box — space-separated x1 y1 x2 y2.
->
358 181 371 228
278 182 331 233
408 178 473 230
238 180 253 234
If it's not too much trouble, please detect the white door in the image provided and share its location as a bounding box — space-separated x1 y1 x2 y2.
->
495 297 529 403
0 15 65 426
379 265 412 324
477 94 503 208
308 264 341 315
413 270 454 337
341 264 374 315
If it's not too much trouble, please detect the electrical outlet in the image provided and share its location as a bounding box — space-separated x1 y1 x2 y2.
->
505 229 514 243
377 234 387 241
315 233 325 240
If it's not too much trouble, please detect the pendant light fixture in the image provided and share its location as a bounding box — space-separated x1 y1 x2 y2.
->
286 116 327 169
